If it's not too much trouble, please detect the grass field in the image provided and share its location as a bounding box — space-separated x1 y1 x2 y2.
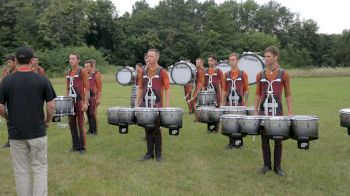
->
0 71 350 195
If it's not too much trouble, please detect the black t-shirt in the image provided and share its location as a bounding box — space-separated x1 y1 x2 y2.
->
0 71 56 140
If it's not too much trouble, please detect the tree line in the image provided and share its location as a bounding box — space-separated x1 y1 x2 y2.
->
1 0 350 73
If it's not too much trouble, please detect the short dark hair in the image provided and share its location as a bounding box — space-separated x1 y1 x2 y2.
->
135 63 143 67
16 46 34 64
85 59 96 66
208 54 217 61
148 48 160 56
229 53 239 60
5 55 15 62
264 46 280 57
69 52 80 60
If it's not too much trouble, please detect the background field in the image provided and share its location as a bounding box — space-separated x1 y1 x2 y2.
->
0 71 349 195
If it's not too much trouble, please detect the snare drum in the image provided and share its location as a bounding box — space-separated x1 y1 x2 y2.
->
290 115 319 141
339 108 350 127
54 96 74 116
238 52 265 84
220 114 243 137
263 116 291 140
217 61 230 74
197 91 216 106
239 115 262 135
220 106 246 115
196 106 215 123
107 107 119 125
135 107 159 128
167 66 175 84
170 61 197 85
159 107 184 128
116 66 136 86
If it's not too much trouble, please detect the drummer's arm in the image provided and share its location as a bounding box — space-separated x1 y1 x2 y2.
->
219 70 225 106
253 74 261 115
221 74 227 105
284 72 293 115
162 70 171 107
135 69 143 107
96 72 102 105
81 69 89 111
243 72 249 106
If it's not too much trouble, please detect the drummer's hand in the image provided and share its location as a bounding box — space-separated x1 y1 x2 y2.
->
288 111 293 116
82 103 88 112
44 119 50 128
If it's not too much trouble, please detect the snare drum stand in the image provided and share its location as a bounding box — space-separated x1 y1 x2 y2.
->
227 77 241 106
262 78 281 116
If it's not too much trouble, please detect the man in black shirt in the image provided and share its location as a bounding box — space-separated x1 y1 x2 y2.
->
0 46 56 196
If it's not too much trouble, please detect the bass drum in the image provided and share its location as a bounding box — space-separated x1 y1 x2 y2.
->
217 61 230 74
116 66 136 86
167 65 175 84
238 52 265 84
170 61 197 85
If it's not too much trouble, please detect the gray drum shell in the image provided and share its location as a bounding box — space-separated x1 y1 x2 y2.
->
339 109 350 127
54 96 74 116
209 108 225 123
135 108 159 128
159 108 184 128
239 116 261 135
263 116 291 140
196 107 215 123
107 107 119 125
197 91 216 106
118 107 135 125
290 115 319 141
220 114 242 137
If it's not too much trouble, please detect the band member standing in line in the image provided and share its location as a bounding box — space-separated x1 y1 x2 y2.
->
66 53 89 154
30 56 45 76
221 53 249 149
203 54 224 133
1 55 17 148
254 46 293 176
135 49 170 162
84 59 102 135
191 58 205 120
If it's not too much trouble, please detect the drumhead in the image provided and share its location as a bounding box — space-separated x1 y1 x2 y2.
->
220 106 247 111
118 107 135 112
289 115 319 121
134 107 159 112
159 107 184 112
220 114 243 119
238 52 265 84
116 67 135 86
265 116 290 121
107 107 119 112
242 115 262 120
196 106 215 111
197 90 215 95
340 108 350 114
171 61 196 85
55 96 73 101
217 61 230 74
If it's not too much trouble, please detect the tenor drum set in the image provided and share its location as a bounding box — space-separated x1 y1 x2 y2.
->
107 107 184 136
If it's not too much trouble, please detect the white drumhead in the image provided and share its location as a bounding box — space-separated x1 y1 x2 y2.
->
238 52 265 84
116 68 132 85
217 61 230 74
340 108 350 114
171 62 193 85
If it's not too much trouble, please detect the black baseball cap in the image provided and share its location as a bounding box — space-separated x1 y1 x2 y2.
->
16 46 34 64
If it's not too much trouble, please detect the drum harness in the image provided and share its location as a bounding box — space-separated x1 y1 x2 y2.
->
261 77 281 116
66 74 79 103
143 74 159 108
227 74 242 106
205 72 217 92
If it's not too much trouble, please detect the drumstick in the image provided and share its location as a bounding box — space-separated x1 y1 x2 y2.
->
183 93 190 100
187 96 196 103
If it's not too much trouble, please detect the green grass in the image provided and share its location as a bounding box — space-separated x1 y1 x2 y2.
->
1 73 350 195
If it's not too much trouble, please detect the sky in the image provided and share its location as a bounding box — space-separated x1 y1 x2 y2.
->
111 0 350 34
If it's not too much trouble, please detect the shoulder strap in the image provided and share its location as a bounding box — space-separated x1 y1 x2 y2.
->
277 68 284 79
260 70 266 80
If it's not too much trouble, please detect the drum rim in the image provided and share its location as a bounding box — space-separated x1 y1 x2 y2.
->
289 115 319 120
134 107 160 111
264 116 291 120
55 96 73 100
241 115 263 119
171 62 196 85
220 114 243 118
197 90 215 95
118 107 135 111
159 107 184 112
116 67 134 85
340 108 350 114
